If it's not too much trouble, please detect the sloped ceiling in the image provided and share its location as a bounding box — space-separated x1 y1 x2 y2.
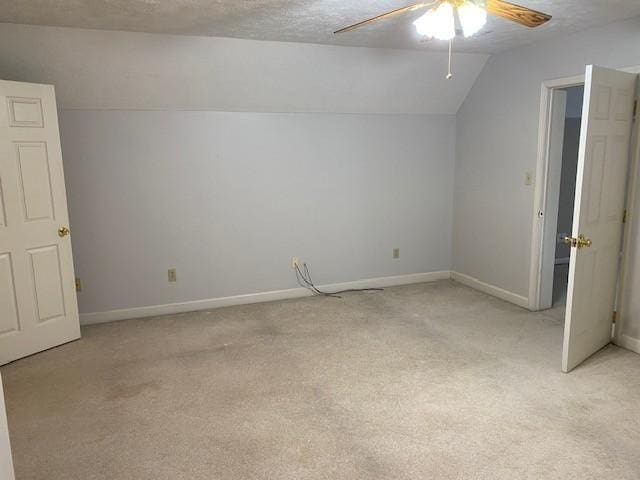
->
1 0 640 53
0 24 488 113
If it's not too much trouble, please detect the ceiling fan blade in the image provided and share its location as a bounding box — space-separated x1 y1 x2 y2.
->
334 2 435 34
486 0 551 27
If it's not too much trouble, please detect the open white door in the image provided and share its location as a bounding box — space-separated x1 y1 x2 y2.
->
0 80 80 365
562 66 638 372
0 374 16 480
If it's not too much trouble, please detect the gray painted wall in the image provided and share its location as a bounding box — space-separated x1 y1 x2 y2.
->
0 23 469 315
453 16 640 296
60 111 455 313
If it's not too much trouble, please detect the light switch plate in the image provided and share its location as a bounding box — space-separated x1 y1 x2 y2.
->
525 171 534 186
168 268 177 282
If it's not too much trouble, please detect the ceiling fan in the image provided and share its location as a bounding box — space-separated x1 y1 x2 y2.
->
334 0 551 78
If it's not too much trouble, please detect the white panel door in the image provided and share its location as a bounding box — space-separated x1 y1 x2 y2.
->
562 66 637 372
0 80 80 365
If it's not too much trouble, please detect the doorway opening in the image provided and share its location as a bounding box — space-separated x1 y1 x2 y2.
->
529 79 586 318
548 85 584 321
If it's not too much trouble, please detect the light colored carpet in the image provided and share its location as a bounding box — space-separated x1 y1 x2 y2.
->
2 280 640 480
545 263 570 323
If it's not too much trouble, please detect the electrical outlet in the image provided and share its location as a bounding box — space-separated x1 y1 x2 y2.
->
75 278 82 292
168 268 177 283
291 257 300 269
393 248 400 259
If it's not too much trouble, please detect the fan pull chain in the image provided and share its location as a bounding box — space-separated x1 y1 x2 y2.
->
446 38 453 80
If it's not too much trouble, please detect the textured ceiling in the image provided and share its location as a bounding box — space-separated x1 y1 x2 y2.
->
1 1 640 53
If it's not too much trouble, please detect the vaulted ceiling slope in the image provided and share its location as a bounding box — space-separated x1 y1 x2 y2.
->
0 23 487 113
1 1 640 53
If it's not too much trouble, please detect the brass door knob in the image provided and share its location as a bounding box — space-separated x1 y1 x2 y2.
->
563 234 592 249
58 226 70 238
576 234 592 248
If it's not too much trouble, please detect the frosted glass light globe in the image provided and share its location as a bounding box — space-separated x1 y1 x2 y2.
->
458 1 487 37
413 2 455 41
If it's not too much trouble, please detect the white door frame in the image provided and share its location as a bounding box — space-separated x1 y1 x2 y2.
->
537 87 568 310
0 373 15 480
615 76 640 351
529 73 584 311
529 65 640 312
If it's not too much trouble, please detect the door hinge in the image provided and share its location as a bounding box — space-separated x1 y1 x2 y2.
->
623 209 628 224
612 311 617 324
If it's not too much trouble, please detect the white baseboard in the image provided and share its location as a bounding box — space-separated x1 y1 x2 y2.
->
614 334 640 355
79 270 452 325
450 271 529 309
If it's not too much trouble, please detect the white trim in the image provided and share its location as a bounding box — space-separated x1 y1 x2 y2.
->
537 88 568 310
79 271 452 325
614 334 640 355
0 374 15 480
450 272 529 309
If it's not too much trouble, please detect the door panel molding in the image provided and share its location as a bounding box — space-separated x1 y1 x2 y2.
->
0 252 20 335
14 141 56 222
7 96 44 128
27 244 66 323
0 179 6 227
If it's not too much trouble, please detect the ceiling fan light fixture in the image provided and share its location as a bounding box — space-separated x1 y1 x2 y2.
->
457 0 487 37
413 1 455 41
